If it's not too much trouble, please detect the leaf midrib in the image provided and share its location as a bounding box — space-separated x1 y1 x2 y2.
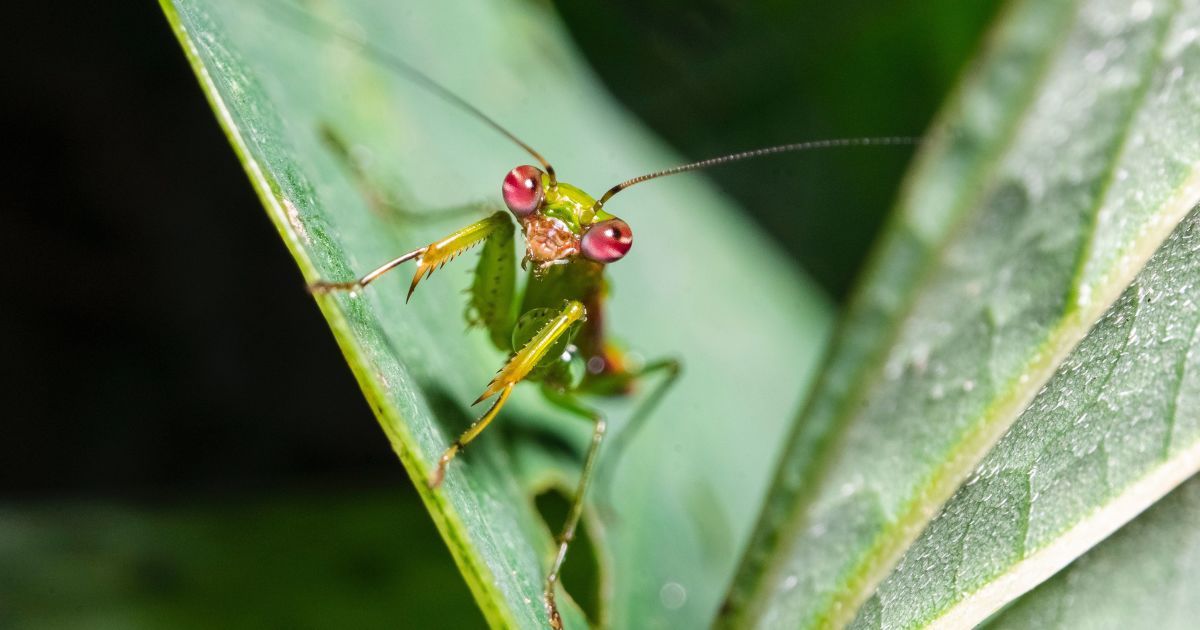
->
732 0 1200 626
816 4 1188 623
724 0 1082 624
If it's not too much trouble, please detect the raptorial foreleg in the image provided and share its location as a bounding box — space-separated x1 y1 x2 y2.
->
427 300 587 488
309 211 513 301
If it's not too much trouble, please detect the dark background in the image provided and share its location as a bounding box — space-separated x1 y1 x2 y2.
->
1 0 999 626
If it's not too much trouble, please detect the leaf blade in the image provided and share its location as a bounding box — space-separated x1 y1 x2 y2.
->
724 0 1200 626
161 0 833 627
984 474 1200 630
854 204 1200 629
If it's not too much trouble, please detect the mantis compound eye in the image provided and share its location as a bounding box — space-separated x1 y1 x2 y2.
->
581 218 633 263
502 165 545 217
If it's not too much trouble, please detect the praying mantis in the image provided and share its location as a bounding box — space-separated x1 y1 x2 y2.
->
265 3 916 626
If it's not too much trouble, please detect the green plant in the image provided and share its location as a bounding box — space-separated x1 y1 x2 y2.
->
162 0 1200 627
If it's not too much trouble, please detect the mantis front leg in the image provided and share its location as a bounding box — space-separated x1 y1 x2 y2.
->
428 300 587 489
309 210 513 301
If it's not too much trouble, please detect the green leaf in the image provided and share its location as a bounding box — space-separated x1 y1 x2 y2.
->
723 0 1200 626
853 206 1200 629
984 474 1200 630
161 0 830 628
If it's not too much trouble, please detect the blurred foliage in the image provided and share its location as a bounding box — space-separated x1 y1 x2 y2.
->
7 0 1005 628
555 0 1003 298
0 490 481 629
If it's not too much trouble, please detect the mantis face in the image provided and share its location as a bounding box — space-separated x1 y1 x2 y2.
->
502 165 633 265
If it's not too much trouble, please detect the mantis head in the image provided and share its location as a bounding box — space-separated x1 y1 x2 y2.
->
502 165 633 265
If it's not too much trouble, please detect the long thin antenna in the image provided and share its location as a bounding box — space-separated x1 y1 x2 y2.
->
267 0 558 186
592 136 920 211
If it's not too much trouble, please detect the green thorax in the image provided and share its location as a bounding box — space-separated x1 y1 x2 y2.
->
521 257 606 314
516 179 613 358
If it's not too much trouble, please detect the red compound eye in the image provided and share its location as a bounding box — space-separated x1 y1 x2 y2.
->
581 218 633 263
502 165 544 217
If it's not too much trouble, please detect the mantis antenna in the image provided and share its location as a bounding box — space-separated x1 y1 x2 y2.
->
268 0 559 186
591 136 921 212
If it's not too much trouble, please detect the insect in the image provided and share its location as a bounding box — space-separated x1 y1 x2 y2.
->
280 3 916 627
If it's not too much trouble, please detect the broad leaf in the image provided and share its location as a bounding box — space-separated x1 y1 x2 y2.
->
723 0 1200 626
985 474 1200 630
853 206 1200 628
161 0 830 628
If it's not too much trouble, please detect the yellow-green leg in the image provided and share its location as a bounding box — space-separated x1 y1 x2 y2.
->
537 357 680 628
308 210 513 300
427 300 587 491
426 384 513 488
534 395 606 630
591 358 682 514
